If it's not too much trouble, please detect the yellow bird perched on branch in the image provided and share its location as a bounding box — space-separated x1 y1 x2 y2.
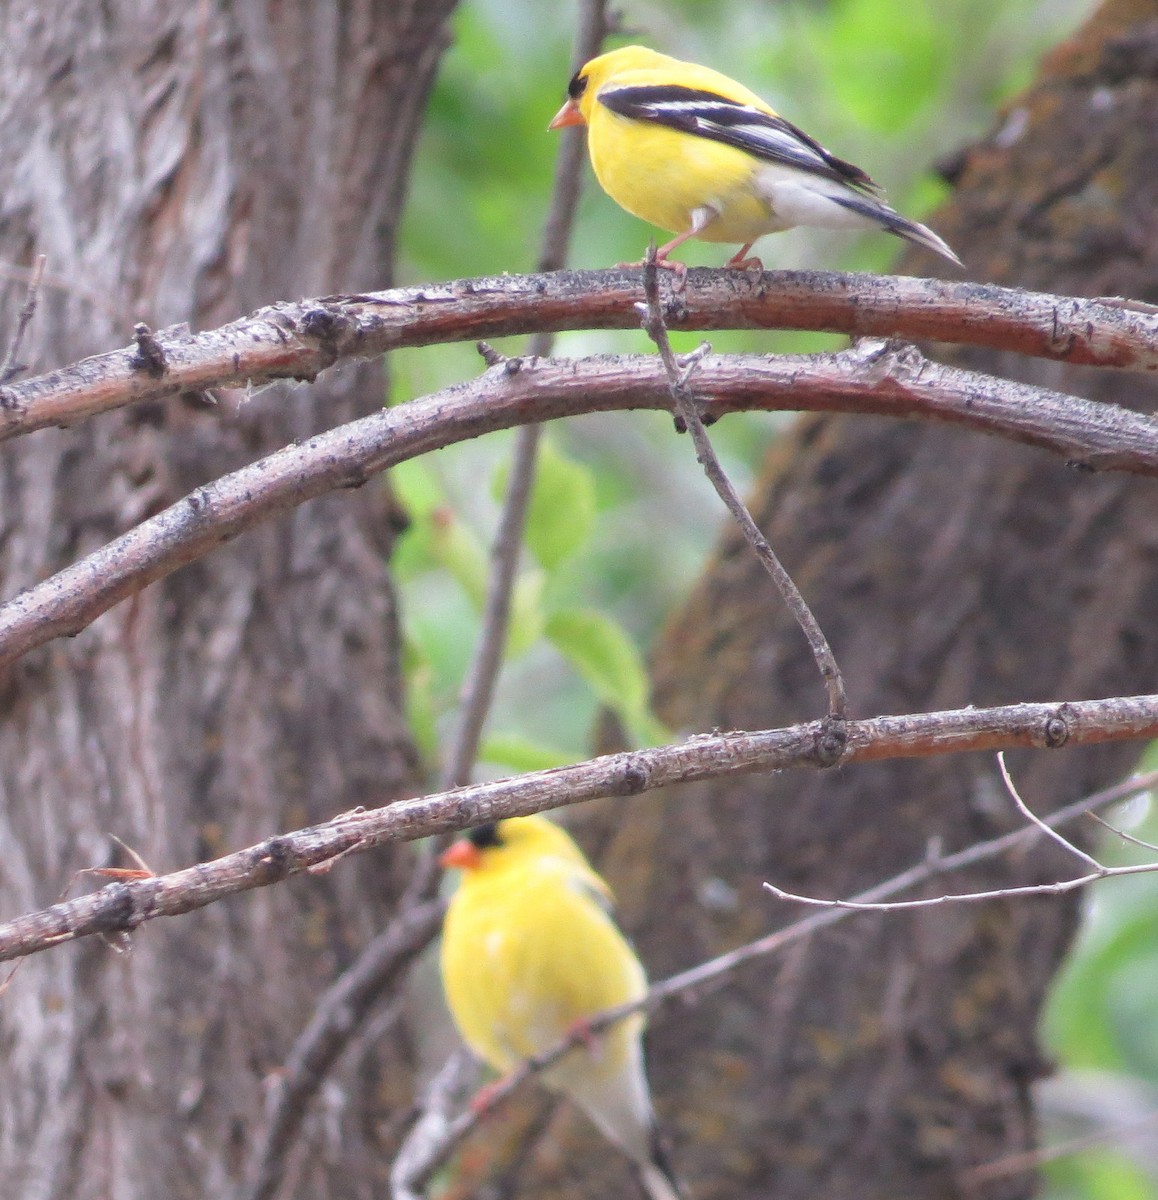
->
439 814 681 1200
550 44 960 271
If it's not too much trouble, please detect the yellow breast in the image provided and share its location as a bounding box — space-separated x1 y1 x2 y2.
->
440 857 646 1076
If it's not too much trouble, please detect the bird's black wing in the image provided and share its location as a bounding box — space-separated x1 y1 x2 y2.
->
598 84 880 194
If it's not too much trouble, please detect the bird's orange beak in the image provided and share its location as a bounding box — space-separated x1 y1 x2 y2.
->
548 98 585 130
439 839 482 871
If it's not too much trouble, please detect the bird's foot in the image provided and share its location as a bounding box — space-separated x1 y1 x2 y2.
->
620 255 685 274
565 1017 602 1057
469 1079 508 1116
724 253 764 272
621 254 688 294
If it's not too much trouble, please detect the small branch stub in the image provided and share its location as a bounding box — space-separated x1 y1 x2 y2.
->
1043 708 1071 748
130 323 168 378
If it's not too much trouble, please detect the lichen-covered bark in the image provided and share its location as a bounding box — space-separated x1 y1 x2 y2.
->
0 3 455 1197
461 3 1158 1199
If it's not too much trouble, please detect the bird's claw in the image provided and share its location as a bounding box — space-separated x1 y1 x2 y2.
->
566 1017 601 1057
469 1079 506 1116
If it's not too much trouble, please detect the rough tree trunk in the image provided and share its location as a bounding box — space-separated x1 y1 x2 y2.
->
0 3 455 1198
458 3 1158 1199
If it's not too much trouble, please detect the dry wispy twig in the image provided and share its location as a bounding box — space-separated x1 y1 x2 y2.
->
764 755 1158 912
0 253 46 385
244 9 616 1198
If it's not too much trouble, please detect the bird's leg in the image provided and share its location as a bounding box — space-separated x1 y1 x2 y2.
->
619 231 690 286
565 1016 603 1059
469 1078 509 1116
724 242 764 271
623 207 720 289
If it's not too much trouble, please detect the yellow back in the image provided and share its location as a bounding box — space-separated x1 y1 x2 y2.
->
574 45 776 120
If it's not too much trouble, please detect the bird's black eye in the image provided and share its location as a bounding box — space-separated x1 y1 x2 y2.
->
567 70 588 100
468 822 503 850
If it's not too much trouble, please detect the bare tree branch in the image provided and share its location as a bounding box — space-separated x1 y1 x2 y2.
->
239 898 445 1200
245 8 615 1196
1 269 1155 440
997 751 1102 870
390 1050 480 1200
439 0 612 789
4 344 1158 674
0 253 46 384
2 693 1157 964
762 754 1158 913
639 251 847 723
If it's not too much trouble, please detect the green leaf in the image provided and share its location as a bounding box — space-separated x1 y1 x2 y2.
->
1045 1148 1153 1200
1043 908 1158 1072
492 438 598 571
544 608 669 746
480 733 574 774
428 508 489 611
506 568 547 659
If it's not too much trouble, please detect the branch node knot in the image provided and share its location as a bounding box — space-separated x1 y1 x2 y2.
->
1043 710 1071 748
0 386 25 413
130 323 168 378
618 758 650 794
814 717 848 767
299 306 351 364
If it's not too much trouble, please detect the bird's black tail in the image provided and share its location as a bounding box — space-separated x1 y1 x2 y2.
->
831 192 962 266
631 1125 684 1200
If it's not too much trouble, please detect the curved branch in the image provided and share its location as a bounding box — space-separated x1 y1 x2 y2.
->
1 269 1154 439
2 343 1158 672
1 691 1156 963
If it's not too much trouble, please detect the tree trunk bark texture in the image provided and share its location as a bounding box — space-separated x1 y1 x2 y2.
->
458 3 1158 1199
0 3 455 1198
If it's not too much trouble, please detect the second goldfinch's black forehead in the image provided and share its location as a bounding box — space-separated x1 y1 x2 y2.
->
468 822 503 849
567 69 588 99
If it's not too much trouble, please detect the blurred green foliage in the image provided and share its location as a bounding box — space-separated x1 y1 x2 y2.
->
392 3 1158 1194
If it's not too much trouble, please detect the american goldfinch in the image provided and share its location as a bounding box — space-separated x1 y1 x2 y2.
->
439 815 680 1200
550 44 960 270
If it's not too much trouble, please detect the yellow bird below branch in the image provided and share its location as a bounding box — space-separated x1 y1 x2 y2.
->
439 814 681 1200
551 44 960 271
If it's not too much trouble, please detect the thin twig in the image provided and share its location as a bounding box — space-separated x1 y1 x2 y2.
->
390 1050 481 1200
638 250 847 724
0 254 46 384
392 767 1158 1192
964 1107 1158 1184
998 750 1103 870
439 0 611 792
439 417 543 790
1086 809 1158 854
764 759 1158 913
239 899 445 1200
398 8 613 1195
